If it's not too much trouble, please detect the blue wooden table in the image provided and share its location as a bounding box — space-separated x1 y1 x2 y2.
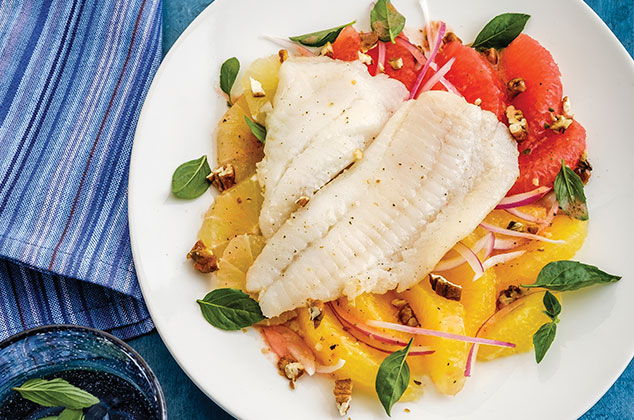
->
128 1 634 418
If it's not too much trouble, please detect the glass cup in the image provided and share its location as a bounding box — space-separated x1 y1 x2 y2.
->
0 325 167 420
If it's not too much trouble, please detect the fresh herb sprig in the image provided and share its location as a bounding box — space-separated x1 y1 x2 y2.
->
171 155 212 199
522 260 621 291
370 0 406 43
198 288 265 330
244 116 267 143
554 160 588 220
471 13 530 50
533 291 560 363
220 57 240 106
13 378 99 420
290 21 356 47
375 338 413 416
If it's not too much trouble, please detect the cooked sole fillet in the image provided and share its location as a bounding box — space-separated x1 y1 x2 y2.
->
257 56 408 238
247 91 519 318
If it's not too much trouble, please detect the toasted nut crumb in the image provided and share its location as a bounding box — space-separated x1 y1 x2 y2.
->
321 42 334 58
562 96 574 118
574 153 592 184
249 77 266 98
307 299 324 328
334 379 352 416
360 31 379 51
506 105 528 141
391 299 420 327
532 177 540 186
429 273 462 301
295 196 310 207
186 240 219 273
207 163 236 192
278 356 305 389
497 285 526 310
353 148 364 160
443 31 462 44
278 49 289 63
507 77 527 97
474 98 482 106
549 114 573 133
358 51 373 65
388 57 404 70
506 221 524 232
483 48 499 65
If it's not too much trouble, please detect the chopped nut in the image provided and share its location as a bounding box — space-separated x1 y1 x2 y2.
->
429 273 462 301
506 105 528 141
497 285 526 310
249 77 266 98
295 196 310 207
307 299 324 328
562 96 574 118
483 48 499 65
507 77 527 97
207 163 236 192
321 42 334 58
549 114 573 133
388 57 404 70
186 240 219 273
532 177 540 186
527 226 539 234
506 221 524 232
474 98 482 106
353 148 364 160
277 356 305 389
278 49 289 63
443 31 462 44
334 379 352 416
358 51 373 65
360 31 379 51
574 153 592 184
391 299 420 327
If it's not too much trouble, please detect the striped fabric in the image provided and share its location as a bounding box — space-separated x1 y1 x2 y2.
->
0 0 162 340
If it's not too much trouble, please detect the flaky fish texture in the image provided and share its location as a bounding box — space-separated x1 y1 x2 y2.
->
248 91 519 318
257 56 408 238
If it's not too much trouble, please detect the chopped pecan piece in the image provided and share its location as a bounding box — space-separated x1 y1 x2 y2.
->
497 285 526 310
186 240 219 273
357 51 373 65
443 31 462 44
562 96 574 118
506 105 528 141
295 196 310 207
207 163 236 192
549 114 573 133
333 378 352 416
278 49 289 63
483 48 499 65
277 356 305 389
249 77 266 97
321 42 334 58
507 77 527 97
307 299 324 328
429 273 462 301
388 57 404 70
360 31 379 51
574 153 592 184
391 299 420 327
507 221 538 234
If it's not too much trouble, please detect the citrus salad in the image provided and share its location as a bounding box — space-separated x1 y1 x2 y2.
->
170 1 621 416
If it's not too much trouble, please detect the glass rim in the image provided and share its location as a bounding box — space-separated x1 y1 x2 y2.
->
0 324 167 419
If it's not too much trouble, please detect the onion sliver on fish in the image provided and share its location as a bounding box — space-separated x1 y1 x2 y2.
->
247 91 519 318
257 57 408 238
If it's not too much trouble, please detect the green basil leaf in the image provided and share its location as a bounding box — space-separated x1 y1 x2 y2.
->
197 288 265 330
171 155 211 199
472 13 530 50
533 321 557 363
554 160 588 220
522 260 621 291
370 0 405 43
542 291 561 321
375 338 412 416
220 57 240 105
290 21 356 47
13 378 99 410
244 116 266 143
59 408 85 420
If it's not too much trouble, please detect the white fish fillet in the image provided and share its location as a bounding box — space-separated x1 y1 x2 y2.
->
247 91 519 318
257 56 408 238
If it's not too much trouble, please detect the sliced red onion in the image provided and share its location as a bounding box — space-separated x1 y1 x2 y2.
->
367 320 516 348
464 343 479 377
261 325 317 375
496 186 551 209
420 57 455 93
434 233 493 271
377 41 386 73
410 21 446 99
539 193 559 232
505 207 547 224
453 241 484 279
315 359 345 374
494 237 526 250
395 36 426 70
480 222 565 244
261 36 315 57
482 250 526 271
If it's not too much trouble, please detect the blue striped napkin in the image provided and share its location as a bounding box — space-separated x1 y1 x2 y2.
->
0 0 162 340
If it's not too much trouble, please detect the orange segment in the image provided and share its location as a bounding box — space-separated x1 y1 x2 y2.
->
240 54 281 124
216 234 265 292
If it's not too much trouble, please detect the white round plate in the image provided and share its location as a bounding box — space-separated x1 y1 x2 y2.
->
129 0 634 419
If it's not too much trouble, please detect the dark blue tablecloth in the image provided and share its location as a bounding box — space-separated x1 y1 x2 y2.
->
127 1 634 419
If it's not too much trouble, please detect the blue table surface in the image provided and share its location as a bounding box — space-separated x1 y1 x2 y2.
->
128 1 634 419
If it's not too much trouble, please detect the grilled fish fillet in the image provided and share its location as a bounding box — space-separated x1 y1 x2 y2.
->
257 56 408 238
247 91 519 318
